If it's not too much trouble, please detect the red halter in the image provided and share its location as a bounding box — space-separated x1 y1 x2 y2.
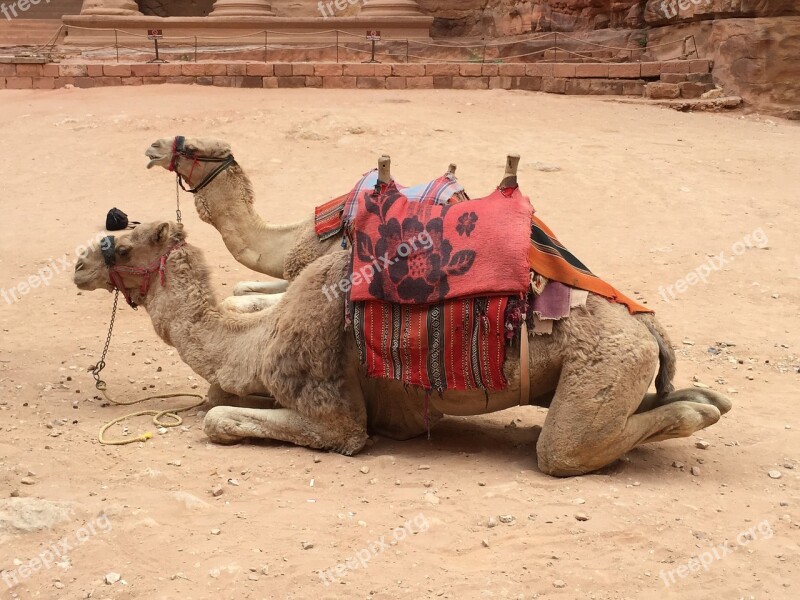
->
105 240 186 309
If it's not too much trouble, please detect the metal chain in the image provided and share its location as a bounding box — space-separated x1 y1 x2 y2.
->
90 290 120 391
175 176 182 224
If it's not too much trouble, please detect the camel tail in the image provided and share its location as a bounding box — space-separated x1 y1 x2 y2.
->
635 313 676 399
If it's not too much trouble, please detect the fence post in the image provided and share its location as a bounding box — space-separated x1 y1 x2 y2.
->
115 30 119 63
553 32 557 63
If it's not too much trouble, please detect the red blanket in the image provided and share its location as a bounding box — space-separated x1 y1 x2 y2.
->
351 182 532 304
353 297 509 392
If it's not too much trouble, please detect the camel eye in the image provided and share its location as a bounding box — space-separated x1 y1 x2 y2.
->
118 246 130 257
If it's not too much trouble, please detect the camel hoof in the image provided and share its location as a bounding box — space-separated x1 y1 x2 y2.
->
664 402 721 438
677 388 733 415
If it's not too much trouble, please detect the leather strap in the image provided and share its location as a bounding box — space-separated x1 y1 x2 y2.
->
519 321 530 405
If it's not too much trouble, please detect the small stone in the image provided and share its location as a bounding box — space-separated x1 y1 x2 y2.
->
158 428 168 435
487 517 498 528
553 580 567 589
209 568 220 579
210 485 224 497
424 492 440 505
672 461 684 469
105 572 121 585
167 460 181 467
10 489 20 497
248 574 259 581
573 498 586 505
784 463 794 470
574 513 590 522
20 477 35 485
313 456 322 463
210 528 221 536
477 481 486 487
768 470 782 480
692 382 710 389
481 539 490 548
395 479 401 486
301 541 314 550
360 466 370 474
691 467 701 476
54 582 65 589
228 478 240 486
695 441 710 450
418 464 431 470
498 515 516 524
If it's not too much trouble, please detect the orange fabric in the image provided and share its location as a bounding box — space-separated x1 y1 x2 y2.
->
529 215 652 315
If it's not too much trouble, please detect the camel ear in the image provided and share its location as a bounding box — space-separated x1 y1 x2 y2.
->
151 222 171 245
151 222 186 246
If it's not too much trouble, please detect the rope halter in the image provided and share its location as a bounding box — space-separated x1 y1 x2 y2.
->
101 235 186 309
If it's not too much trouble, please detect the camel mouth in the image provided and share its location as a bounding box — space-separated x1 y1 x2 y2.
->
145 147 166 169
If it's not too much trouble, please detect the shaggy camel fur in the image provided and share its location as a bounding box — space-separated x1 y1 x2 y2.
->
145 137 338 308
73 222 732 476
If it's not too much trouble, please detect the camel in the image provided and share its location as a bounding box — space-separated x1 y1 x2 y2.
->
73 221 732 476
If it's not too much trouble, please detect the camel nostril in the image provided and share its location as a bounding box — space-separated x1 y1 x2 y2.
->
75 259 84 271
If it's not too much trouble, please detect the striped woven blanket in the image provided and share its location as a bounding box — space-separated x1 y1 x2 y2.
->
353 297 509 392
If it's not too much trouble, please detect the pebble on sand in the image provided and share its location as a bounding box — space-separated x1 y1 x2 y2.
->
768 470 782 480
695 441 710 450
105 572 121 585
553 580 567 588
360 466 370 474
691 467 701 476
574 513 590 522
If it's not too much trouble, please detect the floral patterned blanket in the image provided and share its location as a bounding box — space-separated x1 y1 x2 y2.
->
349 181 532 304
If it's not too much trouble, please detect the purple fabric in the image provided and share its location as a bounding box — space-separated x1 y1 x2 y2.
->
532 281 571 320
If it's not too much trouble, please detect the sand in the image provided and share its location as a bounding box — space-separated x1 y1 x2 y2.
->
0 86 798 600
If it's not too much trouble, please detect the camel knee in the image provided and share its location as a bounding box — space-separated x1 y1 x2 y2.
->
536 437 603 477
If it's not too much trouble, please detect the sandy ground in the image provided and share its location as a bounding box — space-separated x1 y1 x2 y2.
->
0 87 798 600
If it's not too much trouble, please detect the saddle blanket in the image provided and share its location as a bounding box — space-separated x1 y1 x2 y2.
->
314 169 467 242
353 297 510 392
350 182 532 304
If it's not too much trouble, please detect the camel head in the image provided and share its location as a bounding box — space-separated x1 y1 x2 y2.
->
146 137 233 173
74 222 186 306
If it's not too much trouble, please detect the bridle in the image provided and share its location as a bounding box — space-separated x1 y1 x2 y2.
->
101 235 186 310
169 135 237 195
90 235 186 390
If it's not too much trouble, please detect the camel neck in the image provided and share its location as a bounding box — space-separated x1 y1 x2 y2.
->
139 244 277 392
193 166 307 279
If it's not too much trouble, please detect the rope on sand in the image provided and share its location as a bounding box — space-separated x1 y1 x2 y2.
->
97 387 205 446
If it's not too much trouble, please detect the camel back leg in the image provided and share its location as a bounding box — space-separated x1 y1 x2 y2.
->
536 321 721 476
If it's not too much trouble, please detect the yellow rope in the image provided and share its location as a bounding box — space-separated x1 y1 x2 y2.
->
97 387 205 446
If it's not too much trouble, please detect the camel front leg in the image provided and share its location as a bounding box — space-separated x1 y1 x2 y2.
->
205 383 279 410
536 334 722 477
203 406 368 456
233 281 289 296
